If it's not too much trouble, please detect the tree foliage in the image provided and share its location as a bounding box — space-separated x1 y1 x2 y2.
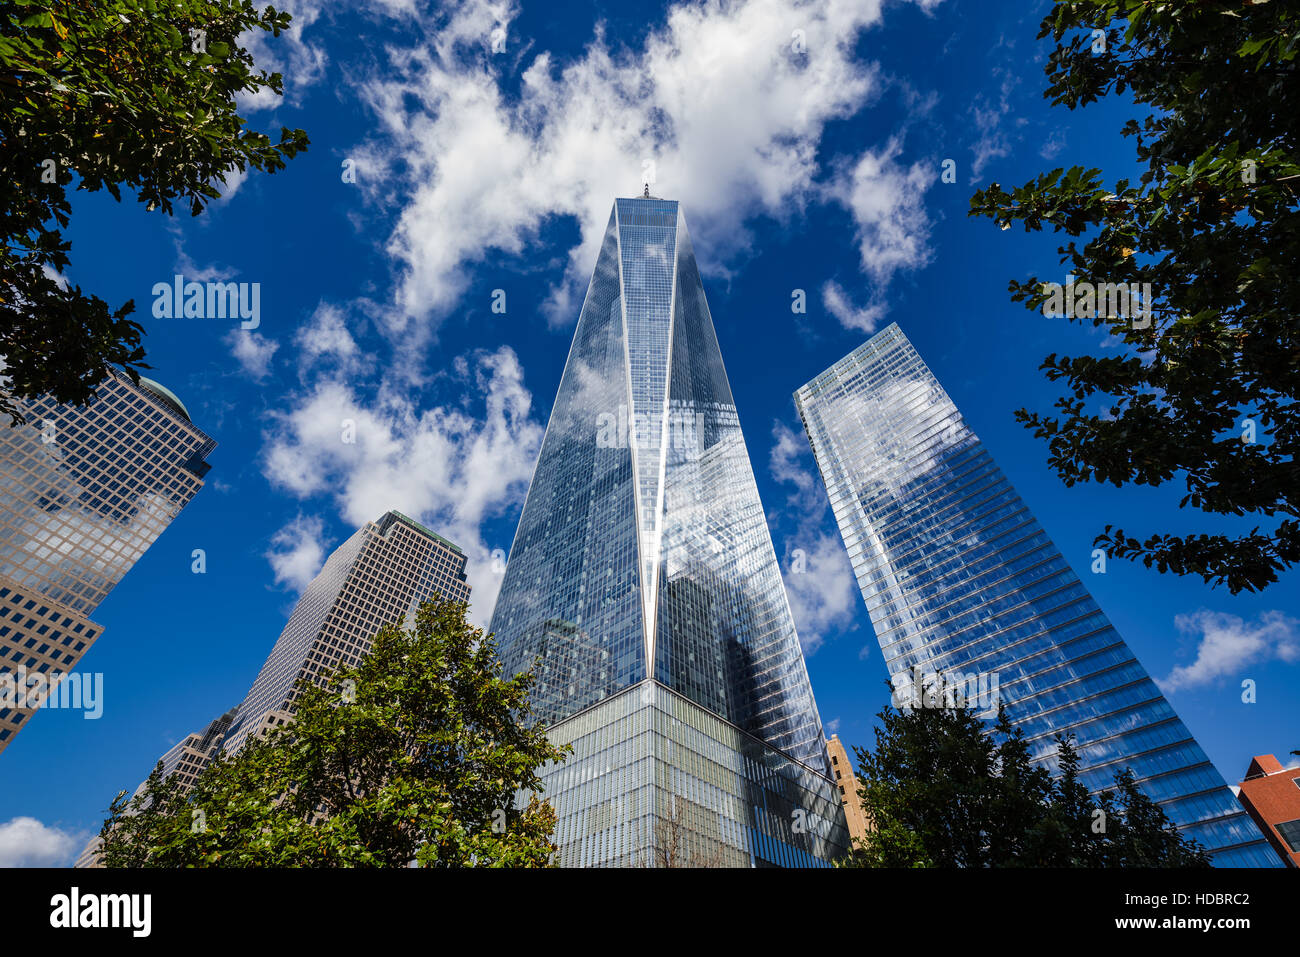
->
842 701 1211 868
969 0 1299 594
97 597 568 867
1 0 309 423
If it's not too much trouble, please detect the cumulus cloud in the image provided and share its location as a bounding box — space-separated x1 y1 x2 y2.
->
1160 610 1300 693
822 280 887 334
826 137 933 287
261 345 543 622
769 419 817 495
0 817 84 868
356 0 939 339
225 330 280 381
238 0 330 111
294 302 361 373
213 163 250 203
266 514 330 592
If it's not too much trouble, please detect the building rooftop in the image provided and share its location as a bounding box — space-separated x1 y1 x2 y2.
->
383 510 464 556
137 375 193 422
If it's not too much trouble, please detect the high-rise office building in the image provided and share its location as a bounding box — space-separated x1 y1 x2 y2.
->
489 195 847 867
1237 754 1300 867
793 322 1277 866
78 510 470 866
197 510 469 758
0 371 213 756
75 708 238 868
152 709 240 793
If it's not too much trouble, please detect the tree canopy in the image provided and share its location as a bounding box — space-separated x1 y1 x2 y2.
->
970 0 1299 594
1 0 309 423
843 699 1211 868
96 597 567 867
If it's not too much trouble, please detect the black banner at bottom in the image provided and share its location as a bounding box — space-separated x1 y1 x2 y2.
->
11 866 1291 943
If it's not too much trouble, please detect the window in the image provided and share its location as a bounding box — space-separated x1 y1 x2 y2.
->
1277 819 1300 853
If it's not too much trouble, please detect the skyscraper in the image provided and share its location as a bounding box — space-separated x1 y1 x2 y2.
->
78 510 470 866
0 371 213 756
489 195 847 867
793 322 1278 867
195 510 469 759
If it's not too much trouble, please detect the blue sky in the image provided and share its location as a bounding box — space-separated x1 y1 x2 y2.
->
2 0 1296 866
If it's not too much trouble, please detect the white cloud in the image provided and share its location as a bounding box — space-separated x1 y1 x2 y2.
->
969 99 1010 179
822 280 887 334
1160 610 1300 693
266 514 330 592
225 330 279 381
261 345 543 623
357 0 940 339
238 0 329 111
849 380 964 495
294 302 361 373
0 817 84 868
769 419 816 495
1039 129 1066 161
170 230 238 284
214 163 250 203
827 137 933 286
968 68 1019 180
40 264 69 290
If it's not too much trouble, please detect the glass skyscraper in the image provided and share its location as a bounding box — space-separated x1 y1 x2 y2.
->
489 195 847 867
0 371 214 756
793 322 1278 867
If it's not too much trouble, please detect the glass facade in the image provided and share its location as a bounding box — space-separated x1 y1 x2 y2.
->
0 371 213 756
793 322 1279 867
491 197 846 866
540 681 845 868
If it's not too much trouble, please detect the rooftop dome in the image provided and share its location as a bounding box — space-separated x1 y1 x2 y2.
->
137 376 192 422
